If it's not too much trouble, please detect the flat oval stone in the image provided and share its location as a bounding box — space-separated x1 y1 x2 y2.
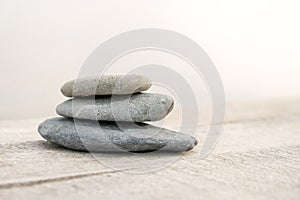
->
61 74 151 97
56 93 174 122
38 117 198 152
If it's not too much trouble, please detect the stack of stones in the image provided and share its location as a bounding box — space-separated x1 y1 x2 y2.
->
38 74 197 152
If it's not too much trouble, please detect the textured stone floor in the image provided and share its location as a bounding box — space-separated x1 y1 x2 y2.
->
0 98 299 200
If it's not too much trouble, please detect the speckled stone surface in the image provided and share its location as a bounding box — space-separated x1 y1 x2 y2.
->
56 93 174 122
61 74 151 97
38 117 197 152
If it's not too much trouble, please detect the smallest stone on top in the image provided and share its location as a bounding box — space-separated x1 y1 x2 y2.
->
61 74 152 97
38 74 197 152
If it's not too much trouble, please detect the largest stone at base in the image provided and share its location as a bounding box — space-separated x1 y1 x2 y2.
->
38 117 197 152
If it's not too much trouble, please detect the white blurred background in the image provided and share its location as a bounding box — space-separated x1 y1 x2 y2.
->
0 0 299 119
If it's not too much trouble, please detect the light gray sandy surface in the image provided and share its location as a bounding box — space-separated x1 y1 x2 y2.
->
0 99 300 200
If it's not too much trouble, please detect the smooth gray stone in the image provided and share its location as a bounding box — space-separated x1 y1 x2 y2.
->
56 93 174 122
38 117 198 152
61 74 151 97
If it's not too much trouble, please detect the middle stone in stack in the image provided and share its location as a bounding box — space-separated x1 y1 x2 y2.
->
41 74 197 152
